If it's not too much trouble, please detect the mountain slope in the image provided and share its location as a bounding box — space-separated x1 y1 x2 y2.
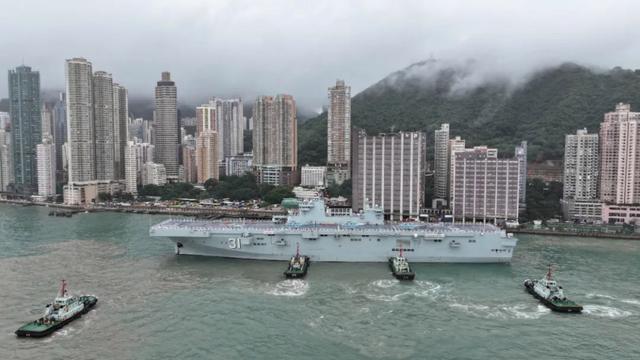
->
298 61 640 165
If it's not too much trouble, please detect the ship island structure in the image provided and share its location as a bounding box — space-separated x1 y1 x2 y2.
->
150 198 518 263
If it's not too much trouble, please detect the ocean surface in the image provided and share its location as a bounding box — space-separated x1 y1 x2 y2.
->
1 203 639 360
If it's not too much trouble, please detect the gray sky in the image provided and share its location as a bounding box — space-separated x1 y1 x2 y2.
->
1 0 639 111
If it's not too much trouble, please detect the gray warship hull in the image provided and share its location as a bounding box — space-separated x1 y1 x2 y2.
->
150 221 517 263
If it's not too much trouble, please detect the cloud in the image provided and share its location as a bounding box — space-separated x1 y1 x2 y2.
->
0 0 639 112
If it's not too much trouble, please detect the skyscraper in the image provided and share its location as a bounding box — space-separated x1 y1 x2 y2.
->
154 72 178 178
515 141 528 210
124 141 137 194
213 98 244 161
599 103 640 204
433 123 450 201
450 146 521 223
52 93 66 182
8 65 41 193
196 130 219 183
561 128 601 222
113 84 128 179
327 80 351 185
351 129 426 217
36 135 56 197
0 128 12 191
252 94 297 185
66 58 95 183
93 71 115 180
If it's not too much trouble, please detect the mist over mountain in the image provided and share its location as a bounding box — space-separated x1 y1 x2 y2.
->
298 60 640 165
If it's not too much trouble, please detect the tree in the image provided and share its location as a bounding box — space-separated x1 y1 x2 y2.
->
97 192 113 202
263 187 295 205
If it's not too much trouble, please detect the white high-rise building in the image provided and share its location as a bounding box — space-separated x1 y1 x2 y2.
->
124 141 137 194
225 154 253 177
0 112 9 129
142 162 167 186
154 72 178 178
515 141 528 211
301 165 327 188
66 58 95 183
564 129 599 201
0 129 13 191
448 136 466 198
327 80 351 185
351 130 426 217
433 123 450 201
37 135 56 197
93 71 115 181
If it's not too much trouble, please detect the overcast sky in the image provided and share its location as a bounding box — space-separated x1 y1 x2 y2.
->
1 0 639 111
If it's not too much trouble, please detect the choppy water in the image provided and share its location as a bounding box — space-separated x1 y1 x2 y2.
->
1 204 639 359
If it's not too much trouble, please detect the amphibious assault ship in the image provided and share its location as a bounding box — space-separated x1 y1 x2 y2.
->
150 198 517 262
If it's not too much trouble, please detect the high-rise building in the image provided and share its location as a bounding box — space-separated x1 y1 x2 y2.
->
301 165 327 188
327 80 351 185
113 84 128 179
0 112 9 129
66 58 95 183
182 144 197 183
52 93 67 183
433 123 450 201
252 94 297 185
8 65 41 193
209 98 243 160
563 129 599 201
450 146 521 223
351 129 426 217
36 135 56 197
0 129 12 191
196 103 216 133
93 71 115 181
448 136 466 198
196 130 219 183
599 103 640 205
225 154 253 177
515 141 528 210
124 141 137 194
41 104 54 138
153 72 178 178
142 162 167 186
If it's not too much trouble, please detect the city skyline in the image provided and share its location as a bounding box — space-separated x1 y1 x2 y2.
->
2 1 640 110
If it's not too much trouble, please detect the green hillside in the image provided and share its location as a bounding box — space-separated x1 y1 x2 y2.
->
299 62 640 165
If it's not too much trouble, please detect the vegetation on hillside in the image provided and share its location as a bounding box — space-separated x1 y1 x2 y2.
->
523 179 563 221
137 174 294 205
299 62 640 165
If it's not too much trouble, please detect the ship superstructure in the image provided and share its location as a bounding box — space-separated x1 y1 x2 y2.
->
150 198 517 262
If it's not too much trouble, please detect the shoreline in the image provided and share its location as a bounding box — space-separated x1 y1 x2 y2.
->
510 228 640 241
0 198 284 219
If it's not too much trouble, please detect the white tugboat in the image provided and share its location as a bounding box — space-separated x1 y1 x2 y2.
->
523 265 582 313
15 280 98 338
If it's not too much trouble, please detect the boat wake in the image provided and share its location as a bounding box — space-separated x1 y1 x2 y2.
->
364 279 444 302
266 279 309 297
449 302 551 320
582 305 633 318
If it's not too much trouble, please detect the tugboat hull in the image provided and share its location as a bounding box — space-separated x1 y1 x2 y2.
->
524 280 582 313
15 296 98 338
284 256 310 279
388 258 415 281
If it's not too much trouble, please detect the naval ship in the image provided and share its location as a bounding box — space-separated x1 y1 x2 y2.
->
149 198 518 262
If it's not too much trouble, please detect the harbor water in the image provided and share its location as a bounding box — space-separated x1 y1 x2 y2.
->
1 204 639 359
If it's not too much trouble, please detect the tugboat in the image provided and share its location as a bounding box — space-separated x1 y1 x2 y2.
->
15 280 98 338
388 247 415 280
523 265 582 313
284 243 310 278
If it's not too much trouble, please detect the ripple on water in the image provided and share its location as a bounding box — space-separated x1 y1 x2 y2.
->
266 279 309 297
582 305 633 318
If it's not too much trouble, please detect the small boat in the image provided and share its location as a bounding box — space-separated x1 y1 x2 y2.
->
15 280 98 338
388 248 415 280
524 265 582 313
284 243 310 278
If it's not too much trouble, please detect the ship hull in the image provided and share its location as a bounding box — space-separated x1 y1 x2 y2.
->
166 233 516 263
